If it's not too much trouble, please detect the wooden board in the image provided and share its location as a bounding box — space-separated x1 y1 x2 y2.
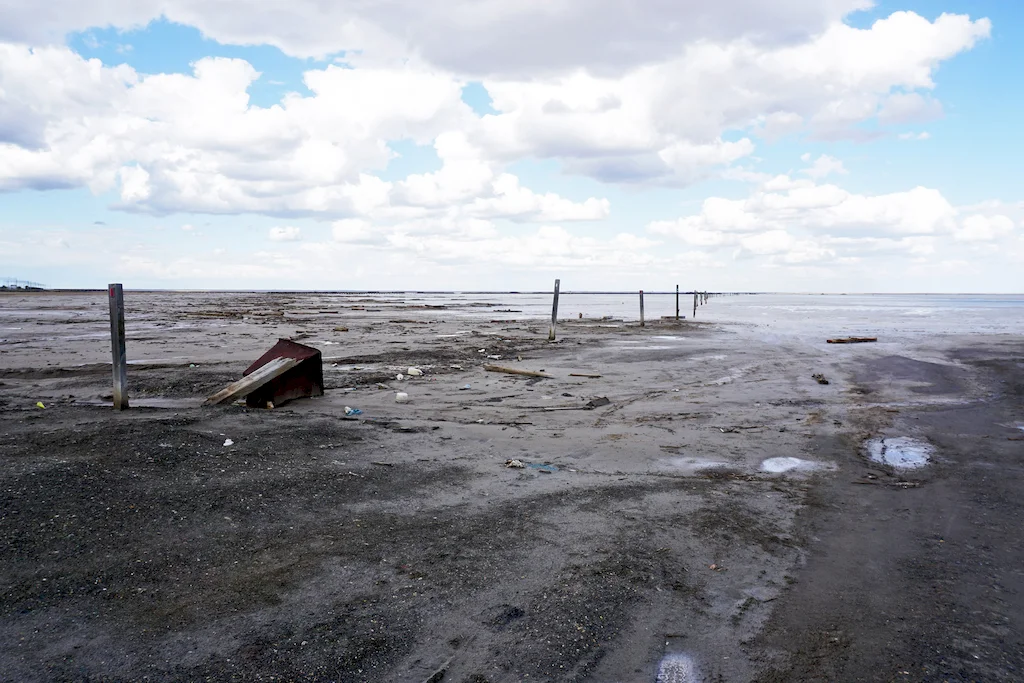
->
826 337 878 344
484 364 552 379
203 357 300 405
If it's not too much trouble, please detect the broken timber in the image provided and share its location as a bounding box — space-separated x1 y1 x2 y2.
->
204 357 299 405
826 337 878 344
484 364 552 379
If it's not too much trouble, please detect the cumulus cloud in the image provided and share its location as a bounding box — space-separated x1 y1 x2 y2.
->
0 0 874 72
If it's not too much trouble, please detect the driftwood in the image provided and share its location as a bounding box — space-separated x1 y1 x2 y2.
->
569 372 602 378
827 337 878 344
203 357 299 405
483 364 552 379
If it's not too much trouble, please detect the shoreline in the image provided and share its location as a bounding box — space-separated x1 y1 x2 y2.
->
1 292 1022 681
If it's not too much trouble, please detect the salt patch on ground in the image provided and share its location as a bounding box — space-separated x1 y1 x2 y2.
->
866 437 933 469
760 457 827 473
656 653 699 683
665 457 731 473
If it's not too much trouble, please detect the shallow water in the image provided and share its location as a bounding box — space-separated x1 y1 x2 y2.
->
866 437 933 469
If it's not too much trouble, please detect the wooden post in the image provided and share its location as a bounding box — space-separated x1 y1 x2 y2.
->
548 279 560 341
108 283 129 410
639 290 645 327
675 285 679 320
693 292 697 319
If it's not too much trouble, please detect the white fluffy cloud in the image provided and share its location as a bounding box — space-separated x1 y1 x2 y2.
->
0 10 991 211
649 172 1020 268
0 1 873 72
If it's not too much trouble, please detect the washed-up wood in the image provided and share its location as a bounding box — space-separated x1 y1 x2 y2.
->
203 357 299 405
569 372 602 378
484 364 552 379
826 337 878 344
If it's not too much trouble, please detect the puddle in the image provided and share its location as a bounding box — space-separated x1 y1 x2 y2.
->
866 437 933 469
656 653 698 683
760 457 828 473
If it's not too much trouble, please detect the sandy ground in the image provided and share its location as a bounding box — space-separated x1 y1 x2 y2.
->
0 291 1022 682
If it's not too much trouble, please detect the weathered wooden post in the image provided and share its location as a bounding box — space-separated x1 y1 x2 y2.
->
693 292 697 319
548 278 560 341
675 285 680 320
639 290 645 327
108 283 129 410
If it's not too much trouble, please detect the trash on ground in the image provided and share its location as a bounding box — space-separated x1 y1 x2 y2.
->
396 373 405 381
484 364 552 379
344 406 363 416
460 384 471 390
204 339 323 407
450 364 463 370
407 367 423 376
570 372 602 378
223 439 234 446
371 461 394 467
333 326 348 332
505 459 525 468
395 392 409 403
35 401 45 409
826 337 877 344
585 396 611 409
812 373 830 385
527 463 558 473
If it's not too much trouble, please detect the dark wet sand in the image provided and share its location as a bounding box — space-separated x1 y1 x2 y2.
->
0 291 1021 682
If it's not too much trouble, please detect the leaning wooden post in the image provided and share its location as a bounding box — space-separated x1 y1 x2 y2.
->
548 278 560 341
639 290 645 327
675 285 680 320
108 283 129 410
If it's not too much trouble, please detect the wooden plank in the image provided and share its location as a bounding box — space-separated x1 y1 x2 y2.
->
484 364 552 379
569 373 602 378
826 337 878 344
203 357 300 405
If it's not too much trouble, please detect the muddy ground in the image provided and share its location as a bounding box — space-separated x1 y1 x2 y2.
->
0 292 1022 682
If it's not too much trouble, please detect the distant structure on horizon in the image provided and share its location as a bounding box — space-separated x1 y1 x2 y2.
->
1 277 45 291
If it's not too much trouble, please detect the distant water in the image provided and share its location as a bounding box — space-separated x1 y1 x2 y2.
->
350 292 1024 341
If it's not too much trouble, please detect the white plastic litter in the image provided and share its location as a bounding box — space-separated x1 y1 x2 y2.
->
395 392 409 403
223 439 234 447
407 367 423 376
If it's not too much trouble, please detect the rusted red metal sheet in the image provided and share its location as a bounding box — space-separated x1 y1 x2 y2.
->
243 339 324 407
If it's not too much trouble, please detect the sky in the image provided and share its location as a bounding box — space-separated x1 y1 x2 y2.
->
0 1 1022 292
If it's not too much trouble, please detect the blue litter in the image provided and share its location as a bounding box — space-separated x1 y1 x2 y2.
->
526 463 558 473
344 406 363 416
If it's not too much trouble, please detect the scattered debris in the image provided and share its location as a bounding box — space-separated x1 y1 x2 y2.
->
407 367 423 376
450 364 463 370
344 406 363 416
35 402 45 409
812 373 830 385
223 439 234 447
204 339 324 407
484 364 552 379
709 564 726 571
570 372 602 378
333 326 349 332
827 337 877 344
395 392 409 403
371 461 394 467
527 463 558 473
505 459 525 468
585 396 612 409
396 373 405 381
460 384 471 390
